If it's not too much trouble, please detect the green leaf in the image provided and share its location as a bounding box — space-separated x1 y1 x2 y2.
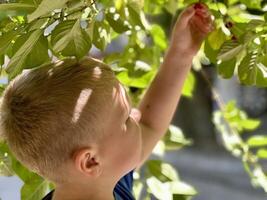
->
150 24 167 50
116 70 155 88
146 177 172 200
217 58 236 79
238 51 256 85
147 160 179 182
0 142 14 176
204 40 219 64
237 50 267 86
11 158 36 183
146 177 196 200
6 29 43 80
208 28 226 50
0 54 4 66
144 0 167 14
164 0 178 15
246 20 265 30
240 0 262 9
0 3 35 19
230 23 247 38
247 135 267 147
27 0 69 22
0 30 19 55
163 125 191 150
182 72 195 98
115 0 124 10
92 20 110 51
28 18 49 31
239 119 260 130
127 60 152 78
257 149 267 159
51 19 91 59
170 181 197 196
105 8 130 33
12 32 50 69
127 2 146 29
20 0 42 6
21 177 48 200
255 62 267 87
217 41 244 62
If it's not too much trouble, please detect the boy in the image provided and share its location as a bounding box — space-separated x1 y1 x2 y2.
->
0 3 213 200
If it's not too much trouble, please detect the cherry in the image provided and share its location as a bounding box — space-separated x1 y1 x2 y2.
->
194 3 205 10
231 35 237 41
225 22 234 29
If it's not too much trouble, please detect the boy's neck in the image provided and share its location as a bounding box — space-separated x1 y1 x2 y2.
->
52 180 115 200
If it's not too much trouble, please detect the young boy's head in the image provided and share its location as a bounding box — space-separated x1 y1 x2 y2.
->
0 57 142 184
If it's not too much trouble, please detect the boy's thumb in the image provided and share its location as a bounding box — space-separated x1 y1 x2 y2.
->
178 5 195 26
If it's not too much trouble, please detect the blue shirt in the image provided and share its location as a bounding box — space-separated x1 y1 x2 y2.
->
42 170 135 200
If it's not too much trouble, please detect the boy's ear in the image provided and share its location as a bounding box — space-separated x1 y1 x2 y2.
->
73 148 102 178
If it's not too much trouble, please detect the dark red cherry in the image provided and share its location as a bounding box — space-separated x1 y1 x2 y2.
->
231 35 237 41
225 22 234 28
194 3 205 10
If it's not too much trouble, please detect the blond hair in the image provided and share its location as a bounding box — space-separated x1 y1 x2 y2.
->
0 57 117 183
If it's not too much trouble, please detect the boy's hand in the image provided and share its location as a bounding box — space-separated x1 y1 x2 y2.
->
170 3 214 57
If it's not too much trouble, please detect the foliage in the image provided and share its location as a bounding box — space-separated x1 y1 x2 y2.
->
213 101 267 191
0 0 267 199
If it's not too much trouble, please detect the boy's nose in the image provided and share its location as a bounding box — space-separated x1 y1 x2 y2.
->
130 108 142 123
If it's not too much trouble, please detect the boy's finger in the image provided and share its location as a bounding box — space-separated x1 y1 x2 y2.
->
191 16 212 34
194 8 214 28
178 5 196 27
195 9 211 18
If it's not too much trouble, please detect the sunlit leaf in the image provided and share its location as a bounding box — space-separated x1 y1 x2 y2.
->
27 0 69 22
147 160 179 182
247 135 267 147
208 28 226 50
163 125 192 150
116 70 155 88
240 0 262 9
257 149 267 159
169 181 197 196
238 119 260 130
150 24 167 50
182 72 195 98
146 177 172 200
21 176 48 200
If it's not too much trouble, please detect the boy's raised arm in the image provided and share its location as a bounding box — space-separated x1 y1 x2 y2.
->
137 3 214 166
